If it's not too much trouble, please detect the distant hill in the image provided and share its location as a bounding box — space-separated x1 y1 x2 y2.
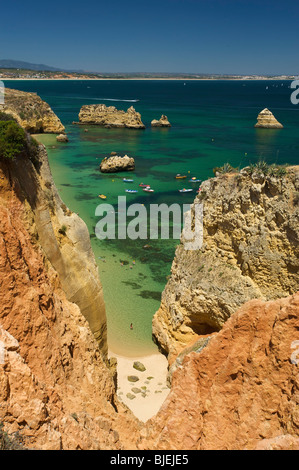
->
0 59 64 72
0 59 86 73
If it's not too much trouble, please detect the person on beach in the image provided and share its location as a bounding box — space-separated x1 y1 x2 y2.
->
130 323 133 330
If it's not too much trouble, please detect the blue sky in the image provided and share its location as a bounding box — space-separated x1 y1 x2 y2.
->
1 0 298 74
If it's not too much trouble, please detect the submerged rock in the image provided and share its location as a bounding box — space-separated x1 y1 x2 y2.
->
133 361 146 372
127 376 139 382
254 108 283 128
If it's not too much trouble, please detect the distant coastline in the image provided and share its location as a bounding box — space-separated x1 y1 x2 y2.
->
1 76 297 81
0 66 297 82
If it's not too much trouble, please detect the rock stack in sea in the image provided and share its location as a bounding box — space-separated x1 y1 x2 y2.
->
254 108 283 128
78 104 145 129
100 154 135 173
151 115 171 127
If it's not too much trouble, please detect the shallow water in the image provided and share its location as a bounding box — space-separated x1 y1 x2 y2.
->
5 79 299 356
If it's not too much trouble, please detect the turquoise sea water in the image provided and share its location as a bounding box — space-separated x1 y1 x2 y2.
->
4 79 299 356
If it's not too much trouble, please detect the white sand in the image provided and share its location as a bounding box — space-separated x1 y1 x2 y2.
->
109 351 170 422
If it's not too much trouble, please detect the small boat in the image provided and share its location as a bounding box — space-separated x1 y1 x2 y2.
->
143 187 154 192
98 194 107 199
123 178 134 183
139 183 150 187
125 189 138 193
179 188 193 193
189 178 201 183
175 174 187 179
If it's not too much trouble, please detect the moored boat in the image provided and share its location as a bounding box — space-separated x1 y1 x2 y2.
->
123 178 134 182
98 194 107 199
175 174 187 179
139 183 150 187
189 177 201 182
125 189 138 193
143 187 154 192
179 188 193 193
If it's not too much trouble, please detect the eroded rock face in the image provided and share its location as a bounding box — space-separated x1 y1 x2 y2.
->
153 167 299 360
0 156 140 449
100 155 135 173
78 104 145 129
151 115 171 127
0 88 65 134
254 108 283 129
142 293 299 450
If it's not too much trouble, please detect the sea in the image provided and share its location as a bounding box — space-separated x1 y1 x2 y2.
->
4 79 299 356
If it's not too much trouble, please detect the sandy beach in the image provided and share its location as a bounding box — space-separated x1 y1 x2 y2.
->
109 351 170 422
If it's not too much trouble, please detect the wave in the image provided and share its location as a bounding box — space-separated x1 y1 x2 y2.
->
63 96 140 102
96 98 140 102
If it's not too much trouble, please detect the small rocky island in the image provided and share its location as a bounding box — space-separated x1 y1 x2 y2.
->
100 154 135 173
78 104 145 129
151 115 171 127
254 108 283 129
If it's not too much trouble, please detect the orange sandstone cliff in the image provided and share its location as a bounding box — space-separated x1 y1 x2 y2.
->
141 293 299 450
0 138 140 449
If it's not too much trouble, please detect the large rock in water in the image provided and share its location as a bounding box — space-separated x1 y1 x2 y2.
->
78 104 145 129
100 155 135 173
151 115 171 127
0 88 65 134
141 293 299 450
254 108 283 128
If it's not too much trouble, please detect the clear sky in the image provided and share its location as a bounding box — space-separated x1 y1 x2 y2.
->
1 0 298 74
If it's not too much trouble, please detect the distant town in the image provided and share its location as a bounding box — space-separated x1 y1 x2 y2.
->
0 60 297 81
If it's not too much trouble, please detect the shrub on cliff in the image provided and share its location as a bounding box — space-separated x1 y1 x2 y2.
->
0 422 24 450
213 163 238 175
0 120 27 159
0 111 17 122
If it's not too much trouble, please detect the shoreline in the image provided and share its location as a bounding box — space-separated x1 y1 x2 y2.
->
1 77 295 82
109 350 170 422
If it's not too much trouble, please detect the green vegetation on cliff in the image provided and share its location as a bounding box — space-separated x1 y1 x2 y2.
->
0 119 27 159
0 113 40 167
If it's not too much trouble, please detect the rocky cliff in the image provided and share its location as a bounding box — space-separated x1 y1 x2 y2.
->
0 88 65 134
142 293 299 450
153 165 299 360
0 127 140 449
78 104 145 129
1 101 298 450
